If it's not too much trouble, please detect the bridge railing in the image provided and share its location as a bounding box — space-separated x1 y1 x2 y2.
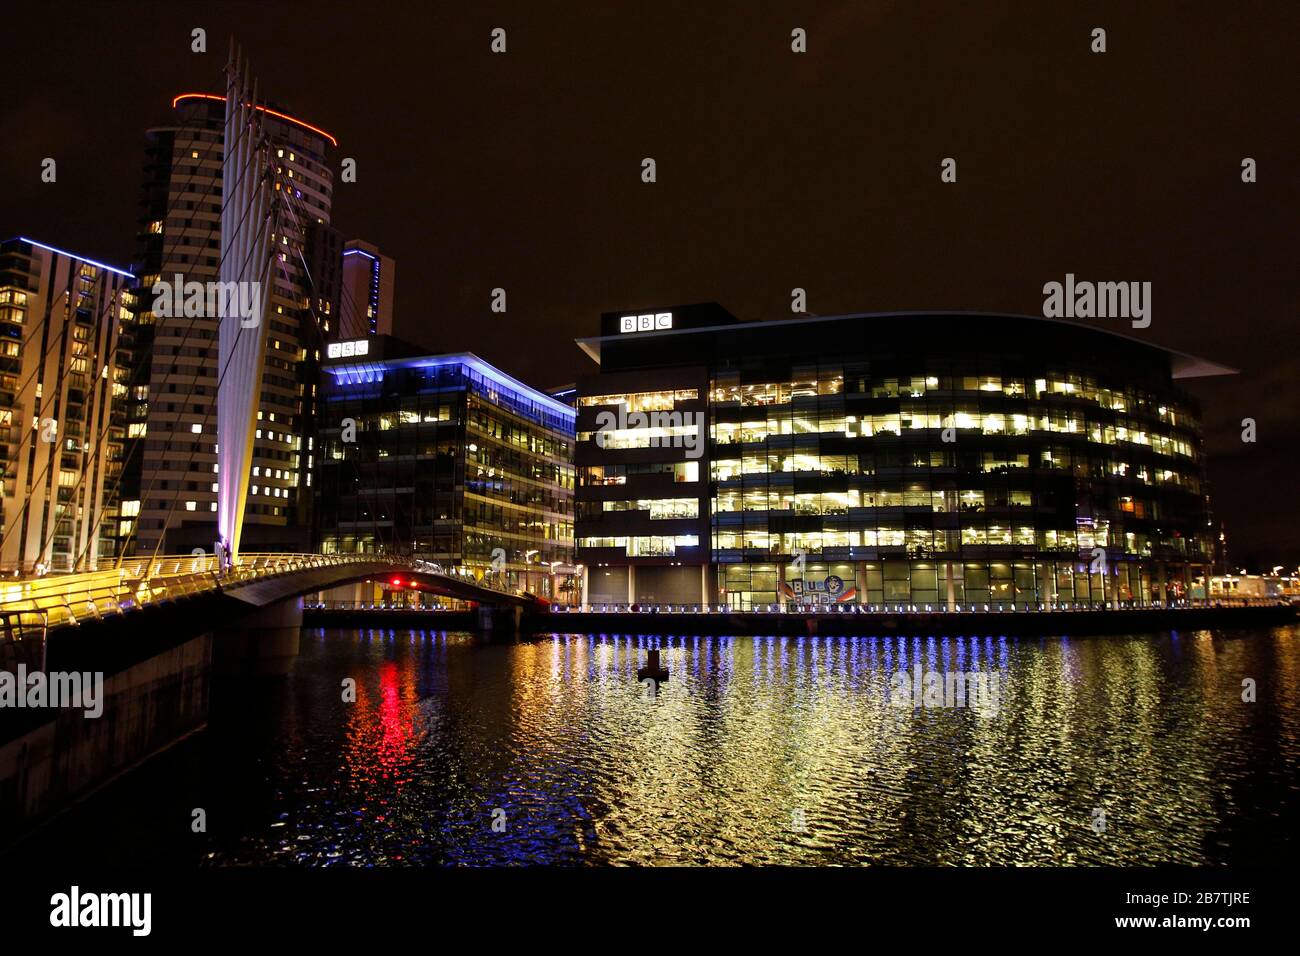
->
306 600 464 611
1 553 409 629
0 610 48 671
408 560 526 598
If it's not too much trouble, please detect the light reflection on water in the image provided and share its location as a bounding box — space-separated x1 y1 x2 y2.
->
190 626 1299 866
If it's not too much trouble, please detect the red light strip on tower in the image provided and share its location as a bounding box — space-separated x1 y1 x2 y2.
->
171 93 339 147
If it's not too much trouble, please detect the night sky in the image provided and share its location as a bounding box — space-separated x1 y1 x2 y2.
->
4 1 1296 568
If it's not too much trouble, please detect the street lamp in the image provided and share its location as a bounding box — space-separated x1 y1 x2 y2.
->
524 550 539 594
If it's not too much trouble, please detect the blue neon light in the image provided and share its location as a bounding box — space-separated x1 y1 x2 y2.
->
343 249 377 261
328 352 576 419
17 237 133 278
367 258 380 334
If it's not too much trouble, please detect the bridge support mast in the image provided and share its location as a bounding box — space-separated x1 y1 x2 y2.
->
216 43 276 566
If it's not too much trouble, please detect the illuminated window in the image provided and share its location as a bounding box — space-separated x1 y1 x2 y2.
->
600 498 700 519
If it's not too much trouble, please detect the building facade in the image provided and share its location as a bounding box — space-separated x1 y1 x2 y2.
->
339 240 395 338
0 238 134 573
303 229 393 342
575 305 1228 609
124 93 338 556
315 336 575 597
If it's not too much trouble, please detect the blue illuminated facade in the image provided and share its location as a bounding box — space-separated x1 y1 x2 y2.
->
316 335 574 594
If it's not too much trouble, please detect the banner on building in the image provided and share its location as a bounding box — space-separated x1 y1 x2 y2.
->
781 574 857 604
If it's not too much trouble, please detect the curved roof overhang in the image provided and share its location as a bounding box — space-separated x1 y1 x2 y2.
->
576 311 1238 380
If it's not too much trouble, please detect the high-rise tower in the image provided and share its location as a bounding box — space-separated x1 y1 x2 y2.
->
340 240 395 338
0 238 133 573
125 92 337 555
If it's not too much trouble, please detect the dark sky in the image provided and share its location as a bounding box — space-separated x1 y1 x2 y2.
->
4 1 1297 568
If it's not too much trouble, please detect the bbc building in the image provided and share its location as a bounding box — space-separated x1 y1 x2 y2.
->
573 304 1229 610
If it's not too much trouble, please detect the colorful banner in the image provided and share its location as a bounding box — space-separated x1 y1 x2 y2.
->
781 574 857 604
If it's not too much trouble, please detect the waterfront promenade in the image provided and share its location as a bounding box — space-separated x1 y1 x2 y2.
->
304 598 1298 637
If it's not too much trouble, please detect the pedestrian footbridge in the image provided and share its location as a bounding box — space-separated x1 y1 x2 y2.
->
0 553 536 633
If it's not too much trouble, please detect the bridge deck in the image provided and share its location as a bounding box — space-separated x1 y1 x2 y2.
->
0 554 529 629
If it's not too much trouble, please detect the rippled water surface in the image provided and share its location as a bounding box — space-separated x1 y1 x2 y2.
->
15 626 1300 866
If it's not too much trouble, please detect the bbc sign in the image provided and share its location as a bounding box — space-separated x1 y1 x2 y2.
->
619 312 673 334
326 339 370 359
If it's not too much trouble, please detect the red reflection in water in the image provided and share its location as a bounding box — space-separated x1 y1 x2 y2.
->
377 660 413 774
342 657 419 796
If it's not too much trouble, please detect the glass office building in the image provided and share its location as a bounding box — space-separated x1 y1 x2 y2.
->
315 336 575 597
574 305 1230 610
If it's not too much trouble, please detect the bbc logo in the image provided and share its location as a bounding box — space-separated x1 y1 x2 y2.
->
619 312 673 334
326 339 370 359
